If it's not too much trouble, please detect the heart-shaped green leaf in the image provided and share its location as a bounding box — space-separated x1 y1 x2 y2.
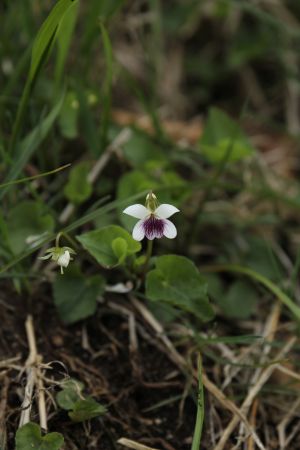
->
16 423 63 450
68 398 107 422
111 237 128 264
64 161 92 204
56 379 84 410
77 225 141 268
200 107 254 163
53 267 105 324
146 255 214 322
7 201 54 254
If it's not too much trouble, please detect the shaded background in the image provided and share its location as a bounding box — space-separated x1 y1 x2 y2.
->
2 0 300 136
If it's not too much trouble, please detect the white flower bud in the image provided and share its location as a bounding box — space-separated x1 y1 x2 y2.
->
57 250 71 273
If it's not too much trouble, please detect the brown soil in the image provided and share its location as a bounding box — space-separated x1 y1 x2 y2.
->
0 285 198 450
1 284 300 450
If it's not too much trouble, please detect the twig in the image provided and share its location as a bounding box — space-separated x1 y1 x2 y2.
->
0 355 21 368
19 315 37 428
213 336 296 450
202 373 265 450
130 296 265 450
247 399 259 450
128 313 138 353
36 357 47 431
117 437 160 450
130 296 186 368
19 315 48 431
277 397 300 450
0 376 9 449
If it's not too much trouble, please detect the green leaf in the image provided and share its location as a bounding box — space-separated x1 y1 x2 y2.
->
30 0 77 81
99 23 113 149
55 0 79 86
96 0 124 19
68 398 107 422
58 91 79 139
64 161 92 204
146 301 181 324
56 379 84 410
1 91 65 201
75 83 101 156
217 280 258 319
111 237 128 264
56 380 106 423
200 107 254 163
244 237 282 281
207 272 258 319
7 201 54 254
9 0 72 154
122 130 166 167
53 267 105 324
77 225 141 268
146 255 215 321
15 423 63 450
202 263 300 321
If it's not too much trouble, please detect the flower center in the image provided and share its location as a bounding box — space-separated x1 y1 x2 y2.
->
145 191 158 212
143 214 165 239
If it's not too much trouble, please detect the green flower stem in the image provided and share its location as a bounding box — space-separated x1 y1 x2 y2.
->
191 353 204 450
142 239 153 279
55 232 62 248
55 231 78 250
201 263 300 321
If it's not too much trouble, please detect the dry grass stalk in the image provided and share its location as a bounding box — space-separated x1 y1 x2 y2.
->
130 296 266 450
118 437 160 450
19 315 48 431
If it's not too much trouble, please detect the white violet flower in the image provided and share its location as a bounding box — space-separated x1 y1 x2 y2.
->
57 250 71 270
123 192 179 241
39 246 76 274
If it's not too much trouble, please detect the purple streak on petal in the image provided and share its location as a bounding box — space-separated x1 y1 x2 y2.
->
142 215 165 240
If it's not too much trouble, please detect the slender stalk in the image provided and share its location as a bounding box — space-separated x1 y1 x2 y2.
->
55 231 78 250
191 353 204 450
55 232 62 248
142 240 153 280
0 164 70 189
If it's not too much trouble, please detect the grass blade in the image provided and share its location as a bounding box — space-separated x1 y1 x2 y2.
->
99 21 113 151
55 0 79 88
202 264 300 321
2 90 65 200
9 0 76 154
191 354 204 450
0 164 70 189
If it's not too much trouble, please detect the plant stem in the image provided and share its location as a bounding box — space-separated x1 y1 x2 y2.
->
55 232 62 248
55 231 78 250
191 353 204 450
142 240 153 279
